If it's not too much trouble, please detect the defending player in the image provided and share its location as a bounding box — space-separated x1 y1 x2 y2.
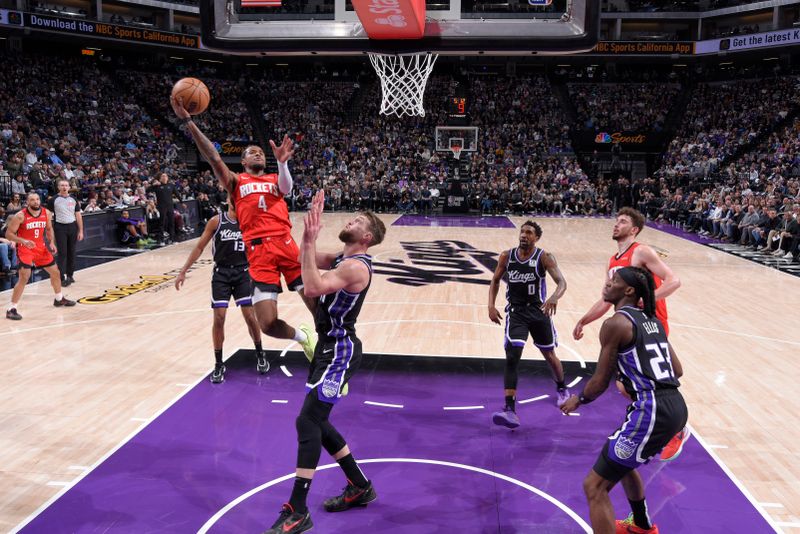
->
561 267 687 534
171 95 316 359
265 191 386 534
5 191 75 320
572 208 689 461
488 220 569 429
174 203 267 383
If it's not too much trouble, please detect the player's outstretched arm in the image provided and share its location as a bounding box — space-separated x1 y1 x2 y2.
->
170 96 237 192
270 135 296 195
487 250 509 325
561 315 626 414
636 245 681 301
573 295 613 340
175 215 218 290
541 252 567 317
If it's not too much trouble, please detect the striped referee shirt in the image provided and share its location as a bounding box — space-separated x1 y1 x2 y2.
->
47 194 80 224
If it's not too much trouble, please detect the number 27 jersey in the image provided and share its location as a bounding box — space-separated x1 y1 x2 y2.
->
231 172 292 241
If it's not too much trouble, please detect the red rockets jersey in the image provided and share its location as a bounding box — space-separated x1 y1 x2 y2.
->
608 241 669 333
17 208 48 248
231 172 292 241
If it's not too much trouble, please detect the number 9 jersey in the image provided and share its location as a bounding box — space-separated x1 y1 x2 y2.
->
16 208 55 268
232 172 292 242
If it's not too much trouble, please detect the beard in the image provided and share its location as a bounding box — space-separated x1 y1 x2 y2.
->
247 162 265 174
339 229 357 244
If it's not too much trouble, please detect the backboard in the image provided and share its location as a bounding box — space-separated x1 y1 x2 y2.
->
199 0 599 55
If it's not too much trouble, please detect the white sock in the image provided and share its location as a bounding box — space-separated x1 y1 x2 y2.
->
55 292 63 301
8 302 18 311
292 328 308 343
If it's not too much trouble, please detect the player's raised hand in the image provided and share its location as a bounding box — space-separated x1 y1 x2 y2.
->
170 95 191 121
303 190 325 243
488 306 503 325
269 135 295 163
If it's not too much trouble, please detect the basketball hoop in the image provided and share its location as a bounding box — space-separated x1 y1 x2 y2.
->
368 53 438 118
451 145 462 160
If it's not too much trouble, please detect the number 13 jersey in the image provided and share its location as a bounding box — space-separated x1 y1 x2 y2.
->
232 172 292 241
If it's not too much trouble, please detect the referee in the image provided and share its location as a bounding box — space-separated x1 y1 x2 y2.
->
47 179 83 287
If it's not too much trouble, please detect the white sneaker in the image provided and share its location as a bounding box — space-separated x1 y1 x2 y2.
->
771 249 784 256
784 253 795 260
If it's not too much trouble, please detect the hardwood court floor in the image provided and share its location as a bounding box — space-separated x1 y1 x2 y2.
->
1 213 799 532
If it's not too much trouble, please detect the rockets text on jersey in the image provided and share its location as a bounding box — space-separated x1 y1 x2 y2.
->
232 173 292 242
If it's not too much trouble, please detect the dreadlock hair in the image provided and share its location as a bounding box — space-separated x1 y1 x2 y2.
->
618 266 657 318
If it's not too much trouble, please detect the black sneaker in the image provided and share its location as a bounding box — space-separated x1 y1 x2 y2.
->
264 504 313 534
210 364 226 384
54 297 77 307
257 353 270 374
62 276 72 287
6 308 22 321
323 481 377 512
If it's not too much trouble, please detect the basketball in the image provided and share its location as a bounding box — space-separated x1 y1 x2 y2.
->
171 77 210 115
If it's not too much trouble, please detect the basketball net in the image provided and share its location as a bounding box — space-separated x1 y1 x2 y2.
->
451 145 462 160
368 53 438 118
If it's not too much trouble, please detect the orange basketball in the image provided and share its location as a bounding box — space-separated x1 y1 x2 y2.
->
171 77 210 116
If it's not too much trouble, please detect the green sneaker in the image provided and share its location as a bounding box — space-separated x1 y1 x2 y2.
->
298 324 317 362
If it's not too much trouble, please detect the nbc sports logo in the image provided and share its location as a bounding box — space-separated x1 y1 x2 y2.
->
595 132 613 144
528 0 553 4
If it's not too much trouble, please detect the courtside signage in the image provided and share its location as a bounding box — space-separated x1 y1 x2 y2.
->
696 28 800 54
23 13 200 48
79 261 212 304
0 8 23 26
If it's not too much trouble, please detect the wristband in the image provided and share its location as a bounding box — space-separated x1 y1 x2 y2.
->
178 117 193 125
578 392 593 404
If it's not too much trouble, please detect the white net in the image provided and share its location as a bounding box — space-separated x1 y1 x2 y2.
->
368 53 438 118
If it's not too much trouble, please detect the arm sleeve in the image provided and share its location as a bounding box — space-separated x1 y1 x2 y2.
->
277 161 293 195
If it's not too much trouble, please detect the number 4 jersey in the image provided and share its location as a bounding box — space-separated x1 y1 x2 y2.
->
232 172 292 242
614 305 680 396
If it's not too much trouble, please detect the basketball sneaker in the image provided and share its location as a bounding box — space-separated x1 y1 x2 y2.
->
659 426 691 462
298 324 317 362
323 481 377 512
264 504 313 534
6 308 22 321
616 513 659 533
53 297 76 307
257 353 270 374
492 407 520 429
210 364 226 384
556 388 571 407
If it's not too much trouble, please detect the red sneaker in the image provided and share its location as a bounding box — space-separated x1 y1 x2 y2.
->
616 514 659 533
660 426 691 462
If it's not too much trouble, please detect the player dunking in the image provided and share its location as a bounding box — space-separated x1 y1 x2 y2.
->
174 203 267 383
488 220 569 428
265 191 386 534
171 96 316 359
561 267 688 534
5 192 76 320
572 207 689 461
